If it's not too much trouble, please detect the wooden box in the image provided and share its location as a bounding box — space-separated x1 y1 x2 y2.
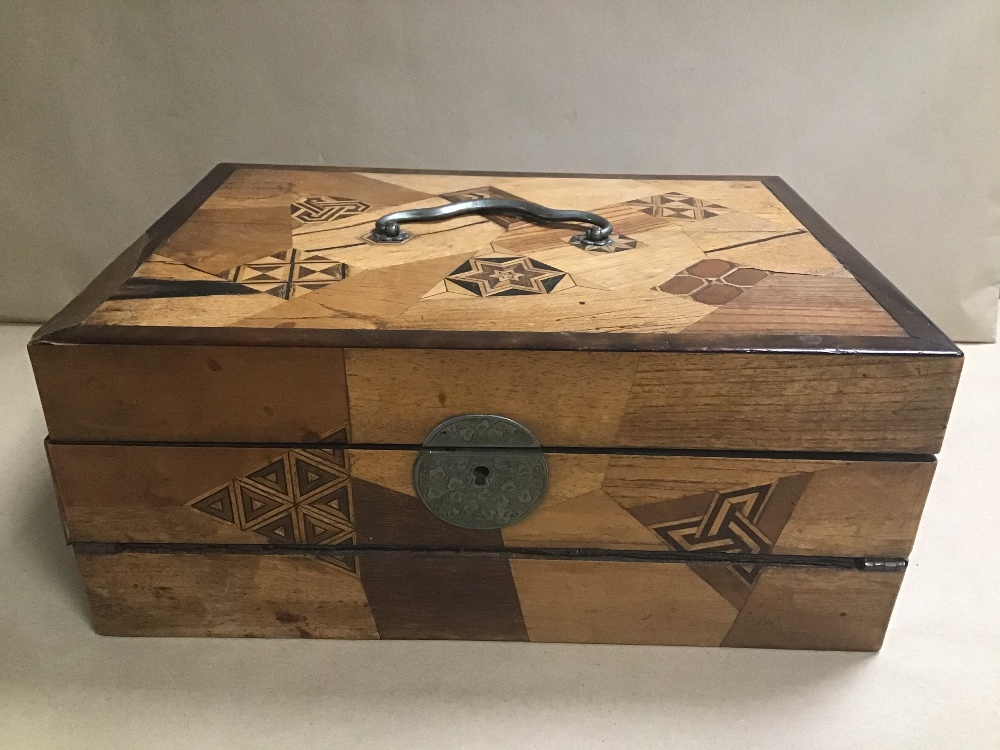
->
30 165 962 650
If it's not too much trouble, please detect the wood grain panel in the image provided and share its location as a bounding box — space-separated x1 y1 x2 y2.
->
75 549 902 648
618 352 961 453
260 168 434 208
50 444 933 559
708 231 845 275
87 292 286 328
346 349 960 452
77 551 378 638
48 443 291 544
359 554 528 641
771 461 935 558
601 455 841 508
501 489 666 549
30 343 350 442
721 567 902 650
345 349 641 447
682 275 907 336
509 559 738 646
157 214 291 275
388 285 715 334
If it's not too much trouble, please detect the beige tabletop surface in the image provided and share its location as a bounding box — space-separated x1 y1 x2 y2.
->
1 323 997 749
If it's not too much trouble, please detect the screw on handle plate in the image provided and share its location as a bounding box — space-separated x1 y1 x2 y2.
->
412 415 549 530
369 198 614 246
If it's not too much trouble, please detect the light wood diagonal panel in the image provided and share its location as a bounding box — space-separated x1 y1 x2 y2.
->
87 291 286 328
501 490 667 550
721 567 903 651
246 168 434 208
76 552 378 639
510 559 738 646
157 219 292 275
485 176 663 208
601 455 846 507
49 443 932 558
707 231 846 275
771 461 935 557
525 224 706 291
389 286 716 333
355 172 520 196
345 349 641 447
133 254 236 282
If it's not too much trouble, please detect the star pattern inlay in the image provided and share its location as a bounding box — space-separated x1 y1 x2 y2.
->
442 256 574 297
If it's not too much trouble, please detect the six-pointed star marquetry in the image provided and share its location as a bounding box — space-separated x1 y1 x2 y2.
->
439 256 577 297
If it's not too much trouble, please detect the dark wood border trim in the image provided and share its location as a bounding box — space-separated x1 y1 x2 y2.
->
760 177 957 350
30 163 238 343
34 164 960 357
72 541 905 571
42 437 937 463
36 326 955 355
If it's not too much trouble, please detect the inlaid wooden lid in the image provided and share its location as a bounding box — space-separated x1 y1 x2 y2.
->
35 164 955 355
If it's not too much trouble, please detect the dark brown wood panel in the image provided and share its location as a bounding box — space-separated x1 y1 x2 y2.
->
360 554 528 641
721 566 902 650
30 343 350 442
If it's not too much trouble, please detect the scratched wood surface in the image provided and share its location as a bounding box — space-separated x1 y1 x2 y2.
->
75 549 902 650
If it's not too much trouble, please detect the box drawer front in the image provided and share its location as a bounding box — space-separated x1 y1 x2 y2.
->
74 548 902 650
30 344 960 453
49 443 934 559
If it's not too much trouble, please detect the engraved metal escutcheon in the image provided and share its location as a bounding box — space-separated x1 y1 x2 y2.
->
413 415 548 530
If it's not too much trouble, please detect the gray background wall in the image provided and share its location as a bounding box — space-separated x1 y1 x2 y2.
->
3 0 998 340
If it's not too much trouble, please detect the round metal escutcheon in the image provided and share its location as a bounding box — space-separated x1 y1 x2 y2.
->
413 415 548 530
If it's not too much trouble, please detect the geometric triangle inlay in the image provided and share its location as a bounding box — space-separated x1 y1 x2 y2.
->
189 486 236 524
245 458 291 498
301 513 350 545
253 511 297 543
303 485 351 524
237 485 289 525
293 455 341 497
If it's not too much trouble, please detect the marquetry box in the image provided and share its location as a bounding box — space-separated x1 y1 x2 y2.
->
30 165 961 650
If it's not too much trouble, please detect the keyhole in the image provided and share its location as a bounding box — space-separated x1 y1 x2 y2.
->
473 465 490 486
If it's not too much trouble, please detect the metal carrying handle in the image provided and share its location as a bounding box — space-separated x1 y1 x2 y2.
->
370 198 614 245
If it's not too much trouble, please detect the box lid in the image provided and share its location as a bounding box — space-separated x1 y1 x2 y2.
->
34 164 957 355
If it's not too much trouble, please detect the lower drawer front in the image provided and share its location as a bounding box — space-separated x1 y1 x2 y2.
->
48 444 935 558
75 549 902 651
